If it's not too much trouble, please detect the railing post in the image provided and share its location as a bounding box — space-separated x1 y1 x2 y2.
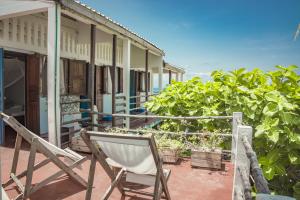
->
231 112 243 162
233 125 253 200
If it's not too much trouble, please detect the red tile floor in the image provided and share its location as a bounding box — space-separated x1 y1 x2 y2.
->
1 144 234 200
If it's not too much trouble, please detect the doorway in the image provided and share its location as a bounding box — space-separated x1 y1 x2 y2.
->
1 51 40 146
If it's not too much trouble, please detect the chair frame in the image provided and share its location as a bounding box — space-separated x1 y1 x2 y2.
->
80 129 171 200
0 113 88 200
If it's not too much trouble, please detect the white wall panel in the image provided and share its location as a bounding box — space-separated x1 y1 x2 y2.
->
0 13 124 66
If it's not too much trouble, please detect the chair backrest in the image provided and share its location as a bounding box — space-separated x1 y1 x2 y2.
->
87 131 159 175
0 112 78 161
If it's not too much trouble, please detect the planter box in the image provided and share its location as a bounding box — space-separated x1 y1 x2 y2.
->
71 135 91 153
159 148 180 163
191 148 222 170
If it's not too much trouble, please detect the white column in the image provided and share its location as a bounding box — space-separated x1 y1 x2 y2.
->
123 39 131 128
158 58 163 91
176 72 179 81
47 3 61 146
180 73 184 81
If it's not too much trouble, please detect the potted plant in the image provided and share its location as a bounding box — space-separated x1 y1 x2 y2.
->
189 132 223 170
156 134 184 164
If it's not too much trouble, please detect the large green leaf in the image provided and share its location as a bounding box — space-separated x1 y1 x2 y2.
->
288 151 300 165
263 102 278 117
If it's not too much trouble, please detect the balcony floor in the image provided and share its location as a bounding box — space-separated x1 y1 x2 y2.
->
1 145 234 200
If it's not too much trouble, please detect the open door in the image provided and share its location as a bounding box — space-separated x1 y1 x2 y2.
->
0 48 4 144
25 54 40 134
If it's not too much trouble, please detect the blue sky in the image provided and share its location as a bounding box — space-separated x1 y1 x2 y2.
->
81 0 300 80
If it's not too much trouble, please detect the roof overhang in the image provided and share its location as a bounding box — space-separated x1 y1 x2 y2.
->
0 0 52 20
164 62 185 74
58 0 165 57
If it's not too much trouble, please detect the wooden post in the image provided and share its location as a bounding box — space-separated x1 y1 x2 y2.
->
85 154 96 200
88 24 96 128
47 3 61 146
231 112 243 162
111 35 117 127
145 50 149 121
23 138 38 199
11 134 22 174
168 70 172 84
242 136 270 194
232 125 252 200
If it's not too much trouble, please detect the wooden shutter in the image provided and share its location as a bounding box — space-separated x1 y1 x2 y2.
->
60 59 69 95
69 60 87 95
26 54 40 134
95 66 103 112
119 68 123 93
147 72 150 92
141 72 145 92
101 66 108 94
136 71 140 92
116 67 119 93
41 56 47 96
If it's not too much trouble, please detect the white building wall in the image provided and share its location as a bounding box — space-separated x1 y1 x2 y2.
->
0 13 124 65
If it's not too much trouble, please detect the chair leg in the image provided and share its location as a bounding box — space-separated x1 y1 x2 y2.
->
102 168 125 200
11 134 22 174
153 168 162 200
160 174 171 200
23 138 38 199
85 155 97 200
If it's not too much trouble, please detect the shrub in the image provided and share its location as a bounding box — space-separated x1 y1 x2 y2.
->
145 66 300 197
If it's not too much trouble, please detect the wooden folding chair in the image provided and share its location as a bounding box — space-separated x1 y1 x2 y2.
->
80 129 171 200
0 113 88 200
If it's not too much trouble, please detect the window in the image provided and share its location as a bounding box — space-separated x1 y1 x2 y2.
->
101 66 110 94
68 60 87 95
117 67 123 93
60 59 69 95
40 56 47 97
138 72 146 92
40 58 86 96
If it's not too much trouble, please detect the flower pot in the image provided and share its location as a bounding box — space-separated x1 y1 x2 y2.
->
191 148 222 169
159 148 180 163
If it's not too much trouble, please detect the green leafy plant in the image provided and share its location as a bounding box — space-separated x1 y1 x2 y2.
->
188 132 223 152
155 134 184 150
145 66 300 197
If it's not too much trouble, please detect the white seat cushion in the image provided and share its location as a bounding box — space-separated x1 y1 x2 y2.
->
126 169 170 186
